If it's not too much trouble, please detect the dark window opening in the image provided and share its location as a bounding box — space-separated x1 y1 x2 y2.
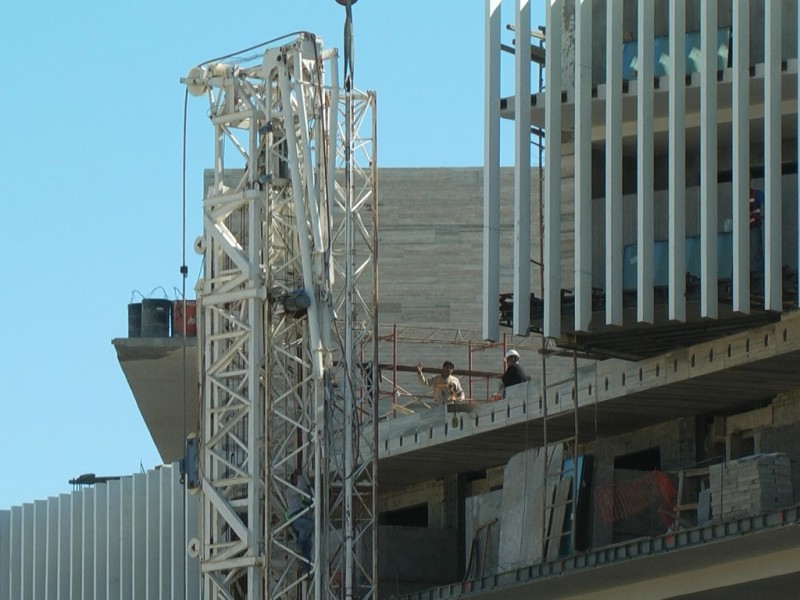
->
614 446 661 471
465 470 487 482
379 503 428 528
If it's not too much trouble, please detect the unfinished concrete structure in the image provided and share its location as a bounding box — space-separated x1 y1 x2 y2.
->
5 1 800 598
119 1 800 597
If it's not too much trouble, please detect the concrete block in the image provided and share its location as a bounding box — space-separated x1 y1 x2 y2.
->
464 490 502 579
497 448 542 572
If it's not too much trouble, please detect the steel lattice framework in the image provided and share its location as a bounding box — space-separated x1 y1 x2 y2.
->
184 33 377 600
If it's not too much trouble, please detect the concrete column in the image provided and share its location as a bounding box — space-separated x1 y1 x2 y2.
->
700 0 718 318
483 0 501 341
591 438 614 549
514 0 532 335
544 0 564 339
668 0 686 322
764 0 783 311
637 0 654 324
605 0 623 326
574 0 593 332
732 0 751 313
442 474 468 578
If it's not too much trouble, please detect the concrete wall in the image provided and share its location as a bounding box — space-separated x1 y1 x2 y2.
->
464 490 502 580
377 167 540 331
379 525 459 595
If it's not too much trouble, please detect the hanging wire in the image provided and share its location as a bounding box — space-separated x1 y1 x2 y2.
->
180 84 190 600
198 31 313 67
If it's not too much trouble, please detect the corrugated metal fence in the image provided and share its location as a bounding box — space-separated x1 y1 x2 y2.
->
0 463 200 599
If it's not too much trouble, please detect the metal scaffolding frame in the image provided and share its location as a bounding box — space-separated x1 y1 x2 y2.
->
184 33 377 600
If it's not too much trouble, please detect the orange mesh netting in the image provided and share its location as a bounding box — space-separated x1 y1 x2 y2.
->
593 470 677 528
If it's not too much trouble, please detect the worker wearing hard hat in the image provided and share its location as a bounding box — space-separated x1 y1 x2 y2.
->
498 349 529 398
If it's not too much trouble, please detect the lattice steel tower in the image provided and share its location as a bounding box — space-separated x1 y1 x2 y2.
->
183 33 378 599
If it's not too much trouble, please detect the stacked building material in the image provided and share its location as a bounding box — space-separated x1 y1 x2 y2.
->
709 453 793 521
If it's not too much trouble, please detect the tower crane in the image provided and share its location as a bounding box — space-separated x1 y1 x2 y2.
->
182 30 378 599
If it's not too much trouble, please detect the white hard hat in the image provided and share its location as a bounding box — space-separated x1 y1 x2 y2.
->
505 349 520 360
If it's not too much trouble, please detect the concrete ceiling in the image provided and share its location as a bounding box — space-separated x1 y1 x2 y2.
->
114 309 800 493
377 310 800 490
112 337 199 464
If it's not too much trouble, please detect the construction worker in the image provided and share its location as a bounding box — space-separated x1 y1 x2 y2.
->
417 360 465 404
286 470 313 574
497 349 529 398
750 185 765 277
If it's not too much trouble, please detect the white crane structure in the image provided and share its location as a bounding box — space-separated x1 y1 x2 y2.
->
183 32 378 599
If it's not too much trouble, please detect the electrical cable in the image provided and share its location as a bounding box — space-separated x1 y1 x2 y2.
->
198 31 314 68
180 85 190 600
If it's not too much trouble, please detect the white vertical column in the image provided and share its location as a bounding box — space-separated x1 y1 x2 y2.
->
0 510 10 600
637 0 654 323
56 495 70 599
69 494 83 600
132 473 147 599
544 0 563 338
668 0 686 322
158 467 171 599
31 501 47 600
81 489 95 600
185 482 200 599
106 480 122 599
146 470 159 599
169 467 185 600
44 500 58 600
93 486 107 600
700 0 718 318
575 0 593 332
484 0 502 341
514 0 532 335
606 0 623 325
732 0 750 313
764 0 782 311
120 477 134 599
9 507 21 600
20 504 33 600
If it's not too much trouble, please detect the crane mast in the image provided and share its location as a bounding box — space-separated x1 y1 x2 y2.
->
183 33 378 599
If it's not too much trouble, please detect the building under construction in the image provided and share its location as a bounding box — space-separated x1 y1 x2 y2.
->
2 1 800 598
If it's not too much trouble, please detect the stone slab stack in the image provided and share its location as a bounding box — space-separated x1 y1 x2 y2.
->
709 453 793 521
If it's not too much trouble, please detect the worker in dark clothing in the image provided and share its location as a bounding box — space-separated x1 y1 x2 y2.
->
498 349 529 398
750 186 765 277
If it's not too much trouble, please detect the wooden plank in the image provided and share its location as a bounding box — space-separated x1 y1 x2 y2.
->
536 443 564 563
545 474 573 562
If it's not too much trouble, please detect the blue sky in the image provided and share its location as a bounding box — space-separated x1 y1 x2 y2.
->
0 0 542 509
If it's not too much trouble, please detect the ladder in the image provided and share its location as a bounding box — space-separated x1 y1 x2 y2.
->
540 340 581 562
